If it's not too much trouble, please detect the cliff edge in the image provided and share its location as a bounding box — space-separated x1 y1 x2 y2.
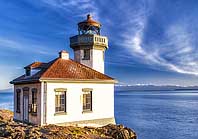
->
0 109 136 139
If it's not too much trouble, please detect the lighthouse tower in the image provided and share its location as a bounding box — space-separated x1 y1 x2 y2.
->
70 14 108 73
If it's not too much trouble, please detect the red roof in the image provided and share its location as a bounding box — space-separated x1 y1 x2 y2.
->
11 58 115 84
24 62 47 69
78 14 101 28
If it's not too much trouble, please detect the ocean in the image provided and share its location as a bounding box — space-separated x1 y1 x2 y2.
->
0 92 13 111
1 90 198 139
115 90 198 139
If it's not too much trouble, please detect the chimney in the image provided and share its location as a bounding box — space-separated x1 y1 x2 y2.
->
59 50 69 60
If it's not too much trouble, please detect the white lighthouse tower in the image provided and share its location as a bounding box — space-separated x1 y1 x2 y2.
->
70 14 108 73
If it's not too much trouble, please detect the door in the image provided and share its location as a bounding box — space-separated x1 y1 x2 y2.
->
23 95 29 122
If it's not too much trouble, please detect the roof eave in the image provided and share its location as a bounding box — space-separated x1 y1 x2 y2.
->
39 78 118 84
10 79 40 85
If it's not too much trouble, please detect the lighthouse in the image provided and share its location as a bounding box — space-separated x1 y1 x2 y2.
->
11 14 116 126
70 14 108 73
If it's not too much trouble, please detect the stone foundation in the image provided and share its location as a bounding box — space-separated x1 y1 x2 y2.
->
55 117 115 127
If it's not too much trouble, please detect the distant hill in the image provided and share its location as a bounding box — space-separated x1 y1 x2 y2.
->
0 88 13 93
115 85 198 91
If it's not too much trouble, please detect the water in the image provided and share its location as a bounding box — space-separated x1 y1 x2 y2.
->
1 91 198 139
0 92 13 111
115 90 198 139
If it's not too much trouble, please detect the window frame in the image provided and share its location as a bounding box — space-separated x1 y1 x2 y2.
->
55 91 66 114
82 91 92 112
82 49 90 60
26 68 31 76
16 89 21 113
31 88 37 114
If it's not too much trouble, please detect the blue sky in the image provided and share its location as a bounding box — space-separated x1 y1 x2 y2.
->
1 0 198 90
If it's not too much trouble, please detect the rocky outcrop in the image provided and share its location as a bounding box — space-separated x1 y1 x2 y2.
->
0 109 136 139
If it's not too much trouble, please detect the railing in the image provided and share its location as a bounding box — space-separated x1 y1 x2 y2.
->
94 36 106 44
70 34 108 48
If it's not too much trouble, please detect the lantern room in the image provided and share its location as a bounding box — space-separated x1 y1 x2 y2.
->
78 14 101 35
70 14 108 73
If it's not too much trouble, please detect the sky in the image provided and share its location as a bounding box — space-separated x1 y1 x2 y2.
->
1 0 198 90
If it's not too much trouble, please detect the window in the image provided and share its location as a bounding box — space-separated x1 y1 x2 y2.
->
55 91 66 113
83 91 92 112
16 89 21 113
83 49 90 60
31 88 37 113
31 69 41 76
26 69 31 76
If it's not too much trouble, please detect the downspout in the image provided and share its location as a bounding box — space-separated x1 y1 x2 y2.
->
42 81 47 125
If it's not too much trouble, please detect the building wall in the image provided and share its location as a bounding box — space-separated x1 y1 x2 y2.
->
14 83 41 125
74 47 105 73
74 49 81 62
93 49 104 73
45 82 114 125
74 48 93 68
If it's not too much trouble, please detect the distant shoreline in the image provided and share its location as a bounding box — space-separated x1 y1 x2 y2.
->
0 92 13 93
115 85 198 92
115 89 198 92
2 89 198 93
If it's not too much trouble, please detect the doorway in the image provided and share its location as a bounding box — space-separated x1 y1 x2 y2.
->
23 93 29 122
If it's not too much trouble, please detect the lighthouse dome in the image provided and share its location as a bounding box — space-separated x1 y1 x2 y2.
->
78 14 101 35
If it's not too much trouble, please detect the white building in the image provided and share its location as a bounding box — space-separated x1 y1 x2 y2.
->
10 14 117 126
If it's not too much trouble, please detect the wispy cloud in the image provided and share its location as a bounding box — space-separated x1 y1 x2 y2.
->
0 65 21 90
106 0 198 76
0 36 59 90
158 23 198 75
0 37 56 56
39 0 99 19
24 0 198 76
123 20 198 75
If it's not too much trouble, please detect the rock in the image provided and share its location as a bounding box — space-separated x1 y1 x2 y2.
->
96 124 136 139
0 109 137 139
0 110 13 122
